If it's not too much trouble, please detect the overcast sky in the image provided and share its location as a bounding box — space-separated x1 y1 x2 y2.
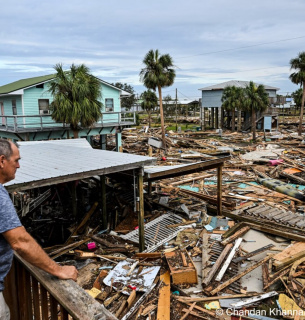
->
1 0 304 99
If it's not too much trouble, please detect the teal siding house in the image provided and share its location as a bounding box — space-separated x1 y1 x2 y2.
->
0 74 135 149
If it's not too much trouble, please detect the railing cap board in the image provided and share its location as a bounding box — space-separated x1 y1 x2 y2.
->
15 253 118 320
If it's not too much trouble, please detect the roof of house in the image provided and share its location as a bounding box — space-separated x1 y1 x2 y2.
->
4 139 155 192
0 73 127 95
199 80 279 91
163 99 199 105
0 74 56 94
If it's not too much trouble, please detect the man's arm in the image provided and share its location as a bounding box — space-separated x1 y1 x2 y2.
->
3 226 78 281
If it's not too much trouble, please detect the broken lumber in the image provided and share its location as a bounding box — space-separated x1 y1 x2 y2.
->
202 243 233 287
210 255 273 295
221 226 250 245
165 250 197 285
157 271 170 320
215 238 242 281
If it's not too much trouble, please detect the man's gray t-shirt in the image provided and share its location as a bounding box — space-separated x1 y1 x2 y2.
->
0 184 21 291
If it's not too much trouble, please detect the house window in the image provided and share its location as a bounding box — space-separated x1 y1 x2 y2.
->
105 98 114 112
12 100 17 115
38 99 50 115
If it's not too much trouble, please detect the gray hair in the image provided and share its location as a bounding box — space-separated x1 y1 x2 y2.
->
0 139 18 159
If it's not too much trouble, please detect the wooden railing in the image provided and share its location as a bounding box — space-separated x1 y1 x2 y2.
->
4 254 117 320
0 112 136 132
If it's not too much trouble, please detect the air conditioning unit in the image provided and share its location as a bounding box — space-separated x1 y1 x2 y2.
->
39 110 50 115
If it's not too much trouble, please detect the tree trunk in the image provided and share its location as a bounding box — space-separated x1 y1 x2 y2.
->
73 129 79 139
237 110 242 131
298 83 305 136
231 109 235 132
148 111 151 128
252 107 256 141
158 86 166 150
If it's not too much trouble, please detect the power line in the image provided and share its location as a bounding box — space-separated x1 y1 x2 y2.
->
176 36 305 60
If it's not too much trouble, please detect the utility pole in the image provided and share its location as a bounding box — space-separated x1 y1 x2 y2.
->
175 88 178 132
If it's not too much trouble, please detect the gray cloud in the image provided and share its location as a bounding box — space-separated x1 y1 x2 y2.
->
1 0 304 98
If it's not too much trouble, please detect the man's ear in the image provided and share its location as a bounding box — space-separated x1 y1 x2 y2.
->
0 155 5 165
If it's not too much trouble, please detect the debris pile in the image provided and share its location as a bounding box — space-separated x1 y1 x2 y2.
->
14 126 305 319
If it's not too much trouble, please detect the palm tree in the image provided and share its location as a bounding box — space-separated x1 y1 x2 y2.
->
140 49 176 149
140 90 158 128
221 86 244 132
48 63 103 138
292 88 303 114
244 81 269 141
290 52 305 136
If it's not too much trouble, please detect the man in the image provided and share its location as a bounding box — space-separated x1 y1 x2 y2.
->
0 139 78 319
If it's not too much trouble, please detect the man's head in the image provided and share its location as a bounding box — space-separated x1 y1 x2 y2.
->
0 139 20 184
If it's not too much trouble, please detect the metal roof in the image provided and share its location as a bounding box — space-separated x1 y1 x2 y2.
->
144 156 230 181
199 80 279 91
0 73 125 95
5 139 155 191
0 74 56 94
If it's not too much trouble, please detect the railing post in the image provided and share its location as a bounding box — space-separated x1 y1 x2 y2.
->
133 112 136 124
40 116 43 130
13 116 17 131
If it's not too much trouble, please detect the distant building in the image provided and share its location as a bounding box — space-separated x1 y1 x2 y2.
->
198 80 279 131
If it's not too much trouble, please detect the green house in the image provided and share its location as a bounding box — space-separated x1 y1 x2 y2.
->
0 74 135 149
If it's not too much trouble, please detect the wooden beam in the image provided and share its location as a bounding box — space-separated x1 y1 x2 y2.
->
101 175 107 229
217 164 223 215
138 168 145 252
157 271 170 320
215 238 242 281
210 255 273 295
221 226 250 246
202 243 233 287
14 254 117 320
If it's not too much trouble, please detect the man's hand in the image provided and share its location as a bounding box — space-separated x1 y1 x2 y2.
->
4 227 79 281
56 265 78 281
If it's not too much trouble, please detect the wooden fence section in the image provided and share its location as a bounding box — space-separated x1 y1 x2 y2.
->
4 254 117 320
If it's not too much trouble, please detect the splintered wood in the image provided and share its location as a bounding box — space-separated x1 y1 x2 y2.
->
164 250 197 285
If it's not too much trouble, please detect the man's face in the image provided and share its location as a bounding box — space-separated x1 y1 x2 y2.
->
0 143 20 184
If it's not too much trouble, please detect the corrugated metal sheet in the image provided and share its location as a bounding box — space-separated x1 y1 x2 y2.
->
5 139 155 191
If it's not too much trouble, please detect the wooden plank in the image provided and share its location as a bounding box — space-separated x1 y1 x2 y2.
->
210 255 273 295
15 253 118 320
221 211 305 242
41 285 49 320
221 226 250 245
157 271 170 320
215 238 242 281
175 293 261 303
49 294 59 320
202 243 232 287
66 202 99 244
232 244 274 263
180 302 196 320
217 164 223 215
273 242 305 261
60 306 69 320
201 232 211 285
32 278 41 319
181 309 209 319
138 169 145 252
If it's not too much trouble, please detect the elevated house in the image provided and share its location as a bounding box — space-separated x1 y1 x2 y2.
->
199 80 279 131
0 74 135 149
